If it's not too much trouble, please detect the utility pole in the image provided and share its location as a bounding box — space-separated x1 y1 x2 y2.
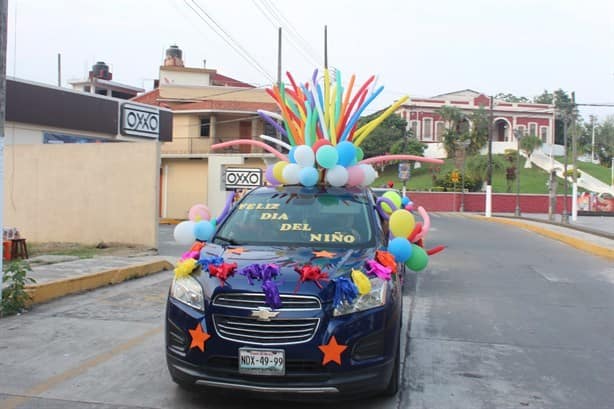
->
590 114 596 163
0 0 8 303
324 25 328 69
57 53 61 87
571 91 577 222
562 110 569 224
276 27 282 87
485 95 493 217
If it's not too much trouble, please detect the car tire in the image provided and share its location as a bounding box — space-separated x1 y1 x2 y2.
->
382 340 401 396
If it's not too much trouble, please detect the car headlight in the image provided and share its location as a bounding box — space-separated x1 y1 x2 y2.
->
333 277 387 317
170 275 205 311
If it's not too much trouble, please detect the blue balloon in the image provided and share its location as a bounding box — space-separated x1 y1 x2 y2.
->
299 166 319 187
336 141 357 167
288 146 297 163
388 237 413 262
194 220 214 241
401 196 410 206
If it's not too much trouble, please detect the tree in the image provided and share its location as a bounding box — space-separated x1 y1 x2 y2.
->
390 137 427 167
534 89 575 145
465 107 489 155
358 113 407 158
519 134 543 168
466 154 506 190
494 93 529 103
437 105 465 158
595 115 614 166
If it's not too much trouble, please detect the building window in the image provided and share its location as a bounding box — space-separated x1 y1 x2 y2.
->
410 120 418 137
200 118 210 138
435 122 445 141
517 125 526 136
540 126 548 143
528 123 537 137
422 118 433 140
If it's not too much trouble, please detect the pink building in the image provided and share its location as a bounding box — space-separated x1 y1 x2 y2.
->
396 90 556 158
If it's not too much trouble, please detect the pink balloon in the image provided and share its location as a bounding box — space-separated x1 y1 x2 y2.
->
346 165 365 187
359 154 444 165
188 204 211 221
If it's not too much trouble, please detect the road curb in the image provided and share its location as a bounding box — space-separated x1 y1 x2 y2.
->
467 215 614 260
25 260 174 306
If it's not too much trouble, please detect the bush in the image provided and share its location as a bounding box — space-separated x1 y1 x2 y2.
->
434 169 479 191
1 260 36 317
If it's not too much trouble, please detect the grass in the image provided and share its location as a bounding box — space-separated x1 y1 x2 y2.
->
374 156 576 194
555 156 612 185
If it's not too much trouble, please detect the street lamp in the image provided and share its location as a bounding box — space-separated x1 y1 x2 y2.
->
456 140 471 212
514 128 523 216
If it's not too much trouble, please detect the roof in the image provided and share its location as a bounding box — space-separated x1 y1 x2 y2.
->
211 73 254 88
68 78 144 93
430 89 482 99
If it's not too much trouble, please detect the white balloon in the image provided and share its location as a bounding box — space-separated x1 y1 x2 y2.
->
359 164 377 186
294 145 315 167
282 163 301 185
173 220 196 245
326 165 349 187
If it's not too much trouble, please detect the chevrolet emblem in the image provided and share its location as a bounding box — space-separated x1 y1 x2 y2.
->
251 307 280 321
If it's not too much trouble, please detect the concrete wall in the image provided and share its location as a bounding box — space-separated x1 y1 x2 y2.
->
162 159 209 219
408 191 572 213
4 143 160 247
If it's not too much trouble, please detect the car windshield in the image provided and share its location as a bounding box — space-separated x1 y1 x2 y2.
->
214 187 374 248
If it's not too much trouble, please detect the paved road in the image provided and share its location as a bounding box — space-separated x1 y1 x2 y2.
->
0 216 612 408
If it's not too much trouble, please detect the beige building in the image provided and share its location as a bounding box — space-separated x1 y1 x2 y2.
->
133 45 280 219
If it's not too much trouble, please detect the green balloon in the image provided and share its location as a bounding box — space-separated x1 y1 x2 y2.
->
356 147 364 161
405 244 428 271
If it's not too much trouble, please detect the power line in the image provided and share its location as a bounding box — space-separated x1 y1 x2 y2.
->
252 0 320 67
183 0 275 83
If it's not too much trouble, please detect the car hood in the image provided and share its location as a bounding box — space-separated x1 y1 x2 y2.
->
196 243 377 302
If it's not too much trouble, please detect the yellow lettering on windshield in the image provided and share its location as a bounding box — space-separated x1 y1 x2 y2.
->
309 233 356 243
280 223 312 231
238 203 280 210
260 213 288 220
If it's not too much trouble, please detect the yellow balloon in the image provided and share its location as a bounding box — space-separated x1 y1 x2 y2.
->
389 209 416 238
273 161 288 183
381 191 402 213
351 269 371 295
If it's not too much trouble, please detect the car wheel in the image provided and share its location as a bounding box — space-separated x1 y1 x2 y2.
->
382 340 401 396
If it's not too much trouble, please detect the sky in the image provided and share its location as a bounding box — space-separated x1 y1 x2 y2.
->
5 0 614 121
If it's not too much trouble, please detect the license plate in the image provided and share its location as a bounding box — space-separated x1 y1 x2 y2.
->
238 348 285 376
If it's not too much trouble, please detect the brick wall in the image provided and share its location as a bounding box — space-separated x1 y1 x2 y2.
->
407 192 573 213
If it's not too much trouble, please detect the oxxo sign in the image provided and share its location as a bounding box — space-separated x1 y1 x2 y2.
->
120 103 159 139
225 168 263 190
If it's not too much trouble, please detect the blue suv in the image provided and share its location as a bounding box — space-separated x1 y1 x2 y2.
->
165 185 403 398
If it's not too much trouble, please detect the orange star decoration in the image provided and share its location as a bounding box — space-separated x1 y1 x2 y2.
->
227 247 246 255
312 250 336 259
188 323 211 352
318 336 347 366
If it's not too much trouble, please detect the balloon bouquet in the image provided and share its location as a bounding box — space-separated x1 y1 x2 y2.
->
173 68 445 280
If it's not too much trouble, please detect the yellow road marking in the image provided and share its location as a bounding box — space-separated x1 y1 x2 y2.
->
0 326 163 409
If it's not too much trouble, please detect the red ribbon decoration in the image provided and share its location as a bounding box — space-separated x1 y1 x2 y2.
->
294 264 330 293
426 245 446 256
208 262 238 286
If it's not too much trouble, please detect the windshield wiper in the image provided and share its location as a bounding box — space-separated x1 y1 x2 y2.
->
214 236 241 245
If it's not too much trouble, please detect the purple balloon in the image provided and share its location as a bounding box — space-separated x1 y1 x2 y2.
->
265 165 280 186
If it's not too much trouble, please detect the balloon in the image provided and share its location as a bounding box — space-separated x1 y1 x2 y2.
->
299 166 319 187
265 165 279 185
282 163 301 185
389 209 416 238
326 165 349 187
188 204 211 221
388 237 412 263
346 165 365 187
381 191 402 213
359 164 377 186
173 221 196 245
312 139 331 153
294 145 315 167
316 145 338 169
406 244 428 271
356 147 364 162
336 141 357 167
273 161 288 183
401 196 410 206
288 146 297 163
194 220 214 241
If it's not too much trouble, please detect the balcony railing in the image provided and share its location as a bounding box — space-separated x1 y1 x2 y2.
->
161 137 263 155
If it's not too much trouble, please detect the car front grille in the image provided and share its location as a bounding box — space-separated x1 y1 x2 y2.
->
213 315 320 345
213 292 321 310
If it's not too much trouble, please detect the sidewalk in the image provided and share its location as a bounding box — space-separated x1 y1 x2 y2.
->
466 213 613 260
23 255 174 306
9 215 613 308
